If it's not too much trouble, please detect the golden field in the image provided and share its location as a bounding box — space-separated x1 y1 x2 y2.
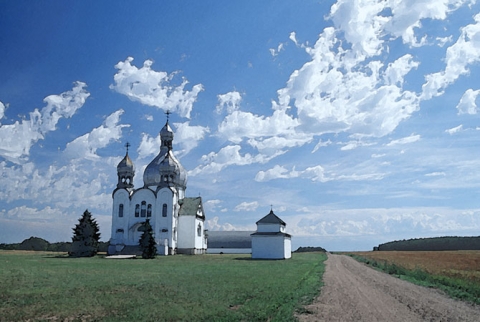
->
349 251 480 284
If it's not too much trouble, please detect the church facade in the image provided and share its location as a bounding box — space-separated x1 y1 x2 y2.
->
108 119 207 256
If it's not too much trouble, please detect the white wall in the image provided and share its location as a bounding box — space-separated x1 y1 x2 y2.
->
251 235 286 259
257 223 283 233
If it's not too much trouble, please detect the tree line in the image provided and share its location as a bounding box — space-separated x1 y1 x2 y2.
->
374 236 480 251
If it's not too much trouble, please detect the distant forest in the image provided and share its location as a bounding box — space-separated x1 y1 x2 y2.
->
0 236 109 252
375 236 480 251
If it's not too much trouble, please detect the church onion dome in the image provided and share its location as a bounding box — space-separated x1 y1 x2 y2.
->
117 153 134 171
143 120 187 189
116 144 135 189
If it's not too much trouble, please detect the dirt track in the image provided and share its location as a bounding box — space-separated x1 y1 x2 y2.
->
298 254 480 322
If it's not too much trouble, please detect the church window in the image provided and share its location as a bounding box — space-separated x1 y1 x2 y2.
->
173 227 177 241
197 223 202 237
147 204 152 217
116 228 124 233
135 204 140 217
119 204 124 217
161 228 168 232
141 201 146 217
162 203 167 217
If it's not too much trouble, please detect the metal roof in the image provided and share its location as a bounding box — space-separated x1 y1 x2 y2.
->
178 197 204 218
256 210 286 225
207 231 254 248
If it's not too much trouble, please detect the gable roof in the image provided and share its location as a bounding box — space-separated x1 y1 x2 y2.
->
256 210 286 225
178 197 204 218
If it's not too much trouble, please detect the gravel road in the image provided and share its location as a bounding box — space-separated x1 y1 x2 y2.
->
298 253 480 322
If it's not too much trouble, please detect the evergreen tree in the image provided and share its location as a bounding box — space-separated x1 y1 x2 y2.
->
69 209 101 257
139 219 157 259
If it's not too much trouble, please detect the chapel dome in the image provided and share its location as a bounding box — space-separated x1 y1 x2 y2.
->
143 120 187 189
116 145 135 189
117 153 134 171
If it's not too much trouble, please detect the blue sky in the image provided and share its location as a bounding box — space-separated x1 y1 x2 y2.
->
1 0 480 251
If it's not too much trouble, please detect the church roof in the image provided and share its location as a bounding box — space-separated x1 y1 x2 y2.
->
117 153 134 170
251 231 291 237
256 210 286 225
207 231 254 248
178 197 204 218
143 120 187 189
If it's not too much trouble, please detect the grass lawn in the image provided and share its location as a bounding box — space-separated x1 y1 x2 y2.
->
0 251 326 321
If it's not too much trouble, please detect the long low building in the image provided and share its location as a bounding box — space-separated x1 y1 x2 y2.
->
206 231 254 254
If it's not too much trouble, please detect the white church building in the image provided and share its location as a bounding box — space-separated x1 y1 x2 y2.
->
108 118 207 256
251 209 291 259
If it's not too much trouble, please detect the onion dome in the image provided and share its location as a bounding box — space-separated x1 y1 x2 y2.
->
143 120 187 190
117 143 135 189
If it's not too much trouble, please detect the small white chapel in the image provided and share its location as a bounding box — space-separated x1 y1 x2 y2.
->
108 117 207 256
251 209 292 259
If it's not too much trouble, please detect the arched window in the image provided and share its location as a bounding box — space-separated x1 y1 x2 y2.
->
147 204 152 217
141 201 146 217
135 204 140 217
197 223 202 237
119 204 124 217
162 203 167 217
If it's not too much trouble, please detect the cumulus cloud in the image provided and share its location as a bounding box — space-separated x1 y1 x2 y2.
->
445 124 463 135
255 165 299 182
173 121 210 156
0 82 89 164
190 145 284 176
234 201 259 212
422 13 480 100
110 57 204 118
216 91 242 114
64 110 128 160
456 89 480 114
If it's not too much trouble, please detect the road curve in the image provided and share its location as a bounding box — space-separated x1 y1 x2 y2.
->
298 254 480 322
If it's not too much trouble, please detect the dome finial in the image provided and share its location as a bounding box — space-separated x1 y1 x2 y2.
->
125 142 130 155
166 110 171 122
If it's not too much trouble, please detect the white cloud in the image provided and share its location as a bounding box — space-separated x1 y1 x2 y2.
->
0 101 5 121
255 165 299 182
189 145 283 176
234 201 259 212
218 110 299 144
110 57 204 118
386 134 421 146
436 36 452 47
340 140 374 151
64 110 128 160
173 121 210 156
269 42 285 57
0 82 89 164
422 13 480 100
456 89 480 114
445 124 463 135
312 139 332 153
137 133 161 160
216 91 242 114
425 172 446 177
289 31 298 45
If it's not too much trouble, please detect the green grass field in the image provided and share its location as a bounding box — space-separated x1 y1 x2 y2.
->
0 251 326 321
